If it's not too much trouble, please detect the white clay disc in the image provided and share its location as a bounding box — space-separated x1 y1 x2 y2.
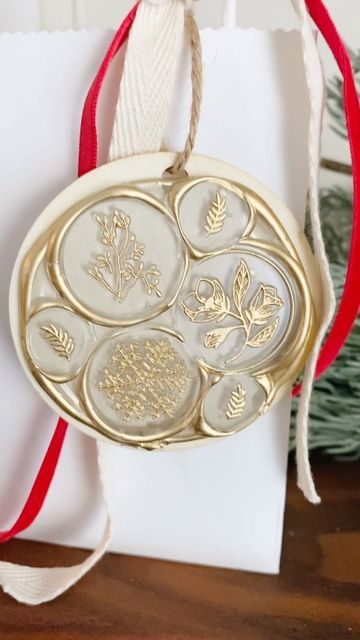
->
10 153 318 448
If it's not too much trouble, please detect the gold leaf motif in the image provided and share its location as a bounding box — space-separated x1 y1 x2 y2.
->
247 317 279 347
204 326 238 349
98 338 192 422
41 324 74 360
233 260 250 313
204 190 227 236
225 384 246 419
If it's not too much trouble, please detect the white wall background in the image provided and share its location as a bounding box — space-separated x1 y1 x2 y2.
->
0 0 358 186
0 0 358 35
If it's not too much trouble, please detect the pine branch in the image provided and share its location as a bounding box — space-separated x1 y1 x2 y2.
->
320 158 352 175
41 324 74 360
226 384 246 419
204 190 227 236
318 187 353 263
326 47 360 139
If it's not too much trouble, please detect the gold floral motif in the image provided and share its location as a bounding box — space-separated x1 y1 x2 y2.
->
182 260 283 364
225 384 246 419
98 338 192 422
182 278 230 323
41 324 74 360
204 190 227 236
88 209 162 303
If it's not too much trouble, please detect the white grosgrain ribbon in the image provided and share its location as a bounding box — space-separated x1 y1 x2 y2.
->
291 0 336 503
109 0 185 160
0 443 111 605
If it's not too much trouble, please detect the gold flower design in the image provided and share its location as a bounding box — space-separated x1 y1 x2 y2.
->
182 260 284 364
182 278 230 323
248 285 283 325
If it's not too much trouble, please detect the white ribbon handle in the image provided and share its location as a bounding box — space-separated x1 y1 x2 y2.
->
109 0 185 160
0 442 111 605
291 0 336 503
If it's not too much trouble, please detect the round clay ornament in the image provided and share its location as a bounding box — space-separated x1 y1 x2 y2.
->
10 152 318 449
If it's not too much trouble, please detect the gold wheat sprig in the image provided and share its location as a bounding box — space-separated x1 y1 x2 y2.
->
225 384 246 419
41 324 74 360
204 190 227 236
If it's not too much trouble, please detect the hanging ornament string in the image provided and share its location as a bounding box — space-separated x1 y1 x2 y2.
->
168 8 202 174
81 1 202 172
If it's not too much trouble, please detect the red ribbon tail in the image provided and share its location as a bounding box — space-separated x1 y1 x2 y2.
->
0 418 68 543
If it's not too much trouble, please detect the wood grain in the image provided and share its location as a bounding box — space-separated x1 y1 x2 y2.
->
0 459 358 640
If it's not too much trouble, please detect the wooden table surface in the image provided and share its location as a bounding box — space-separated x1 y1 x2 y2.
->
0 458 359 640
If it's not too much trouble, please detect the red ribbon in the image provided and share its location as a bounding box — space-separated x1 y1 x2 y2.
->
293 0 360 396
0 419 68 543
0 3 139 544
78 2 139 176
1 0 358 542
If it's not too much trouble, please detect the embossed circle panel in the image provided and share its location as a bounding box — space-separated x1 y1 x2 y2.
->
202 374 267 435
10 153 318 447
47 193 188 326
176 249 297 373
81 327 202 443
26 305 95 382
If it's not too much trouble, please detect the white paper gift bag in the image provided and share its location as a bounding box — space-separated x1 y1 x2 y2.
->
0 17 312 584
